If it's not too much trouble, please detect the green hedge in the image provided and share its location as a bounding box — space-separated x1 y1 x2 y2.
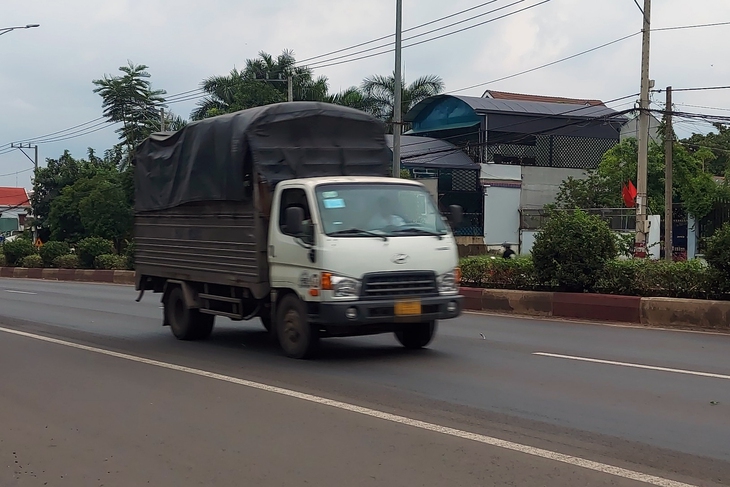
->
39 241 71 267
54 254 80 269
1 238 36 266
461 255 730 300
20 254 43 268
94 254 127 270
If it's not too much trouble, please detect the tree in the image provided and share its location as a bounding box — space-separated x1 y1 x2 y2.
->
31 149 116 238
192 50 330 120
93 61 169 163
555 138 727 219
683 123 730 176
326 87 372 112
361 73 444 132
47 171 132 246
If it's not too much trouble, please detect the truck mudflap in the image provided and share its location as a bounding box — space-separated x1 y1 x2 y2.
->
313 295 462 328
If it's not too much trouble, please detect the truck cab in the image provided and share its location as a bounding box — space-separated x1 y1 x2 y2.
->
267 176 463 358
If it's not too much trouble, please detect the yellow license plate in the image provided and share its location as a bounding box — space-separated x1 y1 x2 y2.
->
395 300 421 316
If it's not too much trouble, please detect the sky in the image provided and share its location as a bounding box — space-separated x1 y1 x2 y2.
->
1 0 729 189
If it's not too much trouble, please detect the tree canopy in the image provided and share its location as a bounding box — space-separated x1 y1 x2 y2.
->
555 138 728 219
682 123 730 177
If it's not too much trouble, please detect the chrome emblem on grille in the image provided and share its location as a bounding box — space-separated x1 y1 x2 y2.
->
391 254 409 264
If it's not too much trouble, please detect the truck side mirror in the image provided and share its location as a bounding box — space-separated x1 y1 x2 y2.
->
285 206 305 236
448 205 463 227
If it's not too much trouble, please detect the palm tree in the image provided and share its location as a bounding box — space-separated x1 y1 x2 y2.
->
192 50 331 120
361 73 444 132
326 87 372 113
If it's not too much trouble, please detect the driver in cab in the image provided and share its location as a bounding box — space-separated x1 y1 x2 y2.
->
368 196 405 230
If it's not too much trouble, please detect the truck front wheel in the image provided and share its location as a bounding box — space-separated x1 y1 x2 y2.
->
165 286 215 341
395 321 437 350
276 294 318 359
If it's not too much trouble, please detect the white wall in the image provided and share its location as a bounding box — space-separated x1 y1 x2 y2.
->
520 167 589 209
483 185 520 246
481 163 521 181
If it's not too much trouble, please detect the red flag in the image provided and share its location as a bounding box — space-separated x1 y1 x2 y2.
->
627 180 637 199
622 182 636 208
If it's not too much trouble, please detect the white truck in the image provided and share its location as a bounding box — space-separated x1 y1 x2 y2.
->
133 102 463 358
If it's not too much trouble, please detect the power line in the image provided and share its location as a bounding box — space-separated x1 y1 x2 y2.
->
0 167 34 178
654 85 730 93
307 1 551 70
653 20 730 32
297 0 503 64
306 0 528 68
447 32 640 94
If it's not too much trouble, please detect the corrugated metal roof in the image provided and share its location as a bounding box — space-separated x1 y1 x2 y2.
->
451 95 621 118
483 90 605 107
385 135 478 169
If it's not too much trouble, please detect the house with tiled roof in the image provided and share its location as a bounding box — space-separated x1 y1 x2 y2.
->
0 187 31 235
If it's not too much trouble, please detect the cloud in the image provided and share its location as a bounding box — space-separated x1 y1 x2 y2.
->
1 0 729 188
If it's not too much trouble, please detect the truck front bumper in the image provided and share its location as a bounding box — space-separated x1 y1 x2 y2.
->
313 294 462 330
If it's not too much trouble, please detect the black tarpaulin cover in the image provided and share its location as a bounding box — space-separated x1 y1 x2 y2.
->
133 102 390 212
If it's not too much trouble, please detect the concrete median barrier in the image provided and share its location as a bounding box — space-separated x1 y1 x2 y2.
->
553 293 641 323
0 267 135 286
641 297 730 331
481 289 553 317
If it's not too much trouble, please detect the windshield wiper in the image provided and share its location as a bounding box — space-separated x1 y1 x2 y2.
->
329 228 388 241
391 227 446 239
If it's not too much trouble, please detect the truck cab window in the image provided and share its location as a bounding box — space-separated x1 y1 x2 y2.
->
279 188 312 238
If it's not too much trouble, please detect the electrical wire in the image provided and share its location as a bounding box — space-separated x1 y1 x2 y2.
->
306 0 528 68
297 0 503 64
307 1 551 70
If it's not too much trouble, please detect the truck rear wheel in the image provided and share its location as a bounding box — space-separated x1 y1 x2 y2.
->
395 321 437 350
166 286 215 341
276 294 318 359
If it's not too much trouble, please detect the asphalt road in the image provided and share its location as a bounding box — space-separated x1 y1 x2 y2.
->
1 278 729 486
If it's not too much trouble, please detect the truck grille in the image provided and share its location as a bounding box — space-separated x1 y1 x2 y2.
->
362 271 438 299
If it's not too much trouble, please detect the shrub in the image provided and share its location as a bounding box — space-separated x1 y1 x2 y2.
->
596 259 713 299
705 223 730 277
124 240 135 270
531 209 616 293
20 254 43 268
39 241 71 267
460 255 540 290
94 254 127 270
2 238 37 267
53 254 80 269
77 237 114 269
0 254 5 267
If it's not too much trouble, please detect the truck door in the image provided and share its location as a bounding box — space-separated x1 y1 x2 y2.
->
268 187 318 296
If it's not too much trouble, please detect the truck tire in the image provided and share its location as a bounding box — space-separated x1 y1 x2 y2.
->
395 321 437 350
276 294 318 359
165 286 215 341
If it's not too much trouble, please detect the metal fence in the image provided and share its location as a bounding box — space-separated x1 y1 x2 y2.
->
520 208 636 232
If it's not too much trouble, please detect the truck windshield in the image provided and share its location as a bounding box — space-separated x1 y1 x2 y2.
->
315 183 448 237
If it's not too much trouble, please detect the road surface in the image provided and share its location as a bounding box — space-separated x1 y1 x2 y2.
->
1 278 728 486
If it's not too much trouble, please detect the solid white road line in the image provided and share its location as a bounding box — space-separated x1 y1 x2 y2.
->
534 352 730 380
0 326 699 487
4 290 37 295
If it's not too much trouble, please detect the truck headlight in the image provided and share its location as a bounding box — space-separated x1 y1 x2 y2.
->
438 268 460 295
322 273 361 298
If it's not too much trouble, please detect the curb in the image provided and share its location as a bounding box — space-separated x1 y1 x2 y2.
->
1 268 728 331
463 287 729 332
0 267 135 286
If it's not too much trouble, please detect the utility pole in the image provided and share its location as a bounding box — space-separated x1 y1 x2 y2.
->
392 0 403 178
664 86 673 261
634 0 652 258
10 142 38 173
160 108 166 132
287 75 294 102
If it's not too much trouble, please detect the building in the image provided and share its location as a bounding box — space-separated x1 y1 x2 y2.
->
403 92 628 249
0 187 31 236
385 135 483 238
